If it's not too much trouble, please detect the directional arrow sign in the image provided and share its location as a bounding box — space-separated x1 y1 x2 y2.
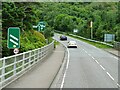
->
37 21 46 31
7 27 20 49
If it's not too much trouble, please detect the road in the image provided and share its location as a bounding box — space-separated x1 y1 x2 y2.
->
54 33 118 88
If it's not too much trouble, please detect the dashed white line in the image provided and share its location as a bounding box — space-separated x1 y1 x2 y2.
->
113 56 118 60
88 54 91 56
106 72 114 81
95 60 99 64
91 56 95 60
117 83 120 87
100 65 105 70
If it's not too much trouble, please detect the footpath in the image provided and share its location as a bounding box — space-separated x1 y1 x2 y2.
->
104 48 119 57
5 44 65 88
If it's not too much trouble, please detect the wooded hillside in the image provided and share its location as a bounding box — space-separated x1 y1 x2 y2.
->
2 2 120 56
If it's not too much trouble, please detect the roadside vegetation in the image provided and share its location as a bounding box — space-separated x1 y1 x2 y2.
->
2 2 120 57
68 34 112 49
2 2 54 57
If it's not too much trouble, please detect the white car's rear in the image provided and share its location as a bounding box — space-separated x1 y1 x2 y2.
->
67 41 77 48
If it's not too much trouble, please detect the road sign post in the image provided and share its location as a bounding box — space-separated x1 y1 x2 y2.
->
7 27 20 49
90 21 93 39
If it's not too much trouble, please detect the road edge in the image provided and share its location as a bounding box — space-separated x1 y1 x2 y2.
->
49 41 68 88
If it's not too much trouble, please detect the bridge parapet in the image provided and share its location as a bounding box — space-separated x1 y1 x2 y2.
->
0 41 54 89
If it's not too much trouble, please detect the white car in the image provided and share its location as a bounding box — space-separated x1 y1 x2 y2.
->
67 41 77 48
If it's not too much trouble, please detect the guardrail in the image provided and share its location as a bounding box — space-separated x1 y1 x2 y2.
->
55 30 114 47
69 34 114 47
0 41 54 89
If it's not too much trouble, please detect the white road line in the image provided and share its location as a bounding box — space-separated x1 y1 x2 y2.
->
95 60 99 64
91 56 95 60
82 48 85 50
117 83 120 87
60 72 66 88
113 56 118 60
88 54 91 56
60 47 70 88
85 51 88 53
82 49 88 54
66 48 70 69
106 72 114 81
100 65 105 70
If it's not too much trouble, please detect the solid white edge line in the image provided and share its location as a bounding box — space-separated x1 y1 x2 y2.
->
66 48 70 69
100 65 105 70
60 46 70 88
106 72 114 81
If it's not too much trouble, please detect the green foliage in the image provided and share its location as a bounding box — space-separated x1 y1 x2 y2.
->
2 30 46 57
68 34 112 49
34 2 119 42
2 40 11 57
2 2 120 57
43 26 54 39
20 30 46 52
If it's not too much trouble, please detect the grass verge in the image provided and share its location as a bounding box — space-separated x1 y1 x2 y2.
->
67 34 112 49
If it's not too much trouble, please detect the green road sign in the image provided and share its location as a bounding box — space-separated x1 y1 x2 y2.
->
37 21 46 31
7 27 20 49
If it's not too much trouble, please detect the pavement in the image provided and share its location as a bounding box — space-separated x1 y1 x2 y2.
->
5 43 65 88
103 48 119 57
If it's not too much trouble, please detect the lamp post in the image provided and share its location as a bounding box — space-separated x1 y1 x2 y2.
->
90 21 93 39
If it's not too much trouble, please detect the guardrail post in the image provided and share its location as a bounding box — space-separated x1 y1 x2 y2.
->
29 51 31 67
22 54 25 70
14 56 17 75
37 49 39 61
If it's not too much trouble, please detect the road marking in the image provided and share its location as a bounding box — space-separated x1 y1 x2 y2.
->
100 65 105 70
95 60 99 64
106 72 114 81
85 51 88 53
91 56 95 60
88 54 91 56
113 56 118 60
82 49 88 54
66 48 70 69
60 46 70 88
117 83 120 87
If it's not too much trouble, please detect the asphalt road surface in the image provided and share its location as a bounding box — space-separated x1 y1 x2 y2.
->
54 33 118 88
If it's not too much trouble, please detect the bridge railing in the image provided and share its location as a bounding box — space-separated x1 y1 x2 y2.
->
0 41 54 89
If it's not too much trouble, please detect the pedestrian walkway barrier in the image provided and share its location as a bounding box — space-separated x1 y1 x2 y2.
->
0 41 54 89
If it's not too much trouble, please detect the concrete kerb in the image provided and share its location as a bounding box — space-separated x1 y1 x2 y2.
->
49 41 68 88
103 49 119 58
